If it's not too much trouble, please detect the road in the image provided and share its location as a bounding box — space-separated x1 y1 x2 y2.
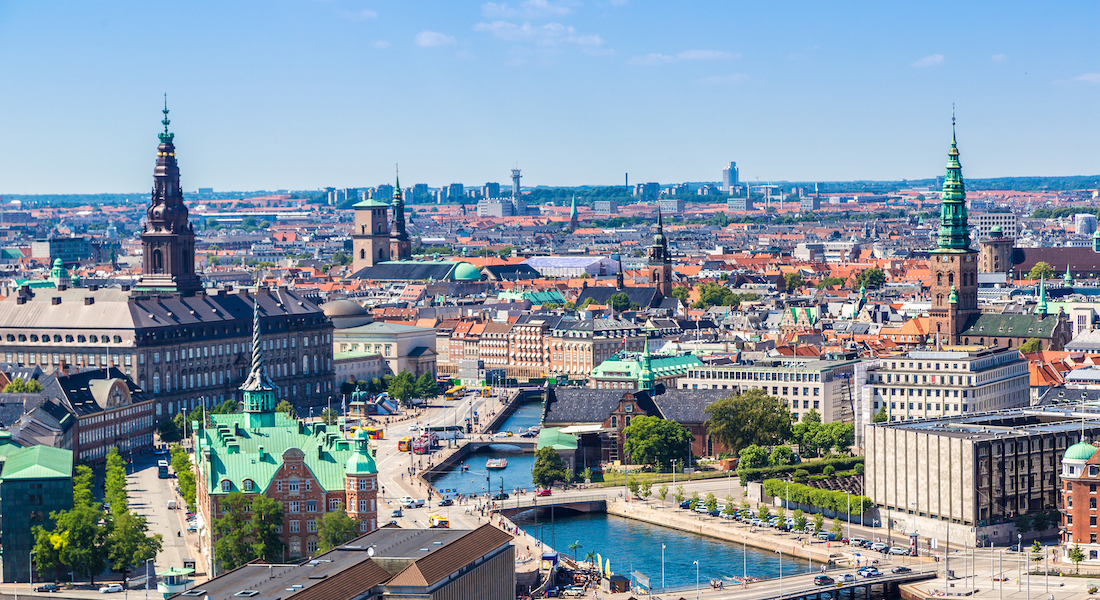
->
126 453 196 572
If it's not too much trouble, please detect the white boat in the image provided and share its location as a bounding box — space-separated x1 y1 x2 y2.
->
486 458 508 470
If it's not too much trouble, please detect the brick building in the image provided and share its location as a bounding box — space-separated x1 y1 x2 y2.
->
1060 441 1100 562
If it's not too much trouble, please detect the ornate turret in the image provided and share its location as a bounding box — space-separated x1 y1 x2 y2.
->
241 291 276 428
1065 265 1073 286
638 338 654 391
50 258 71 289
390 167 411 261
648 206 673 296
949 284 958 304
346 428 378 475
569 195 579 231
936 120 970 252
1092 228 1100 253
1037 276 1048 317
138 97 202 296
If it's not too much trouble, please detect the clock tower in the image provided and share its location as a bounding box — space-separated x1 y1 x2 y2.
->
929 120 979 346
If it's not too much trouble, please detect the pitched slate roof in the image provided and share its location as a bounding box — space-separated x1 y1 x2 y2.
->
650 388 730 424
386 525 512 587
958 313 1061 339
575 286 661 309
349 261 457 282
543 388 629 425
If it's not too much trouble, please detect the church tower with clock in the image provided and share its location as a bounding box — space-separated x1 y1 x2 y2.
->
929 121 979 345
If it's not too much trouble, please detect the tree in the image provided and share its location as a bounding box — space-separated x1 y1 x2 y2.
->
608 292 638 312
320 408 338 425
32 465 111 584
531 446 570 489
815 276 846 289
775 505 786 524
627 477 640 498
622 416 691 469
872 406 888 423
274 400 297 418
388 370 417 407
769 445 795 466
794 509 807 532
1014 514 1032 535
673 485 685 504
415 372 440 399
724 495 737 517
738 445 769 469
855 267 886 290
3 377 44 393
670 286 690 303
106 510 162 573
705 493 718 513
1028 262 1056 281
1018 338 1042 353
783 272 804 293
811 513 824 535
214 494 255 571
1070 544 1085 573
250 495 284 562
1030 540 1043 563
830 517 843 536
757 502 770 520
567 540 582 563
640 477 653 500
658 483 668 501
340 380 357 396
317 505 358 552
105 447 129 512
706 388 792 455
158 417 182 443
690 490 701 510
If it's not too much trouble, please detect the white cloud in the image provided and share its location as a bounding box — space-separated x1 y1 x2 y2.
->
697 73 748 85
338 9 378 20
607 0 628 5
482 0 576 19
372 40 391 49
627 49 737 65
1075 73 1100 83
474 21 603 47
911 54 944 67
414 31 456 47
627 53 674 65
991 54 1006 62
676 49 736 61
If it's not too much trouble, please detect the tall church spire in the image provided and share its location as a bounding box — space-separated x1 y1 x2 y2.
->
569 194 578 230
936 112 970 252
242 289 276 426
390 165 411 260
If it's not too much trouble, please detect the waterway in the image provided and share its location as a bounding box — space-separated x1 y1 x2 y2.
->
434 402 814 590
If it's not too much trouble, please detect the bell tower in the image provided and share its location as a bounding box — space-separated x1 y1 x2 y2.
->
138 97 202 296
929 115 979 346
390 168 412 261
648 207 673 297
351 197 390 273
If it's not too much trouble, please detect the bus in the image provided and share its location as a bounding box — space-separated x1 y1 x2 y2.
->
481 386 491 397
444 385 466 402
157 460 169 479
412 436 434 455
425 425 465 441
363 427 384 440
398 437 413 452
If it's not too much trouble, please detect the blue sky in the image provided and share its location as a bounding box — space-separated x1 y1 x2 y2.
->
0 1 1097 194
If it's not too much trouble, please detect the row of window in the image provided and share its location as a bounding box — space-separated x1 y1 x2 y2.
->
687 370 824 383
4 333 124 344
79 414 154 445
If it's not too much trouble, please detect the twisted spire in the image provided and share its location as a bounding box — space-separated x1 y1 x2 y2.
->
251 292 263 376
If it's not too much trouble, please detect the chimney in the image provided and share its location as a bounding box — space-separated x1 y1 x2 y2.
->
84 297 95 305
317 444 324 460
51 297 61 305
258 445 265 460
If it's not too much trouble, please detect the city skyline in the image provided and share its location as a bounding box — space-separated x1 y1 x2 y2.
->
0 1 1098 194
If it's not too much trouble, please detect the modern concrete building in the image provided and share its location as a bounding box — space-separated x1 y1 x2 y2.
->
727 197 754 211
659 197 685 214
971 212 1018 239
722 161 739 192
866 407 1100 546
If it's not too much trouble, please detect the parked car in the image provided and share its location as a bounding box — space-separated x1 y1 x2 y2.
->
817 532 837 541
849 538 868 547
708 509 722 517
561 586 586 597
536 489 552 497
870 542 888 551
35 584 60 593
695 504 710 514
888 547 909 556
837 574 856 583
813 575 834 586
891 566 912 574
99 584 124 594
679 500 693 509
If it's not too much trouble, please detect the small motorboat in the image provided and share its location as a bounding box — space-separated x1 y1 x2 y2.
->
461 463 469 472
486 458 508 470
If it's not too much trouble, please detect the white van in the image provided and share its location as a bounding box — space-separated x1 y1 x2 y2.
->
403 498 425 509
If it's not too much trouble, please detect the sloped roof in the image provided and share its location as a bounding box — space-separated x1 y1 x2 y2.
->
575 286 661 309
349 261 456 282
537 427 578 451
387 525 512 587
958 313 1061 339
0 444 73 480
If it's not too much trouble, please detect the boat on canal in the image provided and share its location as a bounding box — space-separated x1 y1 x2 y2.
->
486 458 508 470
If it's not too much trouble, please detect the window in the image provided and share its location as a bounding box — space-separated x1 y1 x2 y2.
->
306 520 317 532
290 501 300 513
290 520 300 533
359 479 368 490
289 479 299 492
359 499 369 512
329 498 342 511
221 480 231 492
243 479 254 492
307 500 317 512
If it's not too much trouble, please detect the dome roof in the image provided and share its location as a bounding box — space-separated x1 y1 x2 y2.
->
52 258 63 268
1065 441 1098 461
452 262 482 281
345 428 377 475
322 299 367 318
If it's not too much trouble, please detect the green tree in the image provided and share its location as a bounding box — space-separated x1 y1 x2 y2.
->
1070 544 1085 573
769 445 795 466
830 517 843 536
815 276 846 289
723 495 737 517
1018 338 1042 353
388 370 417 407
1015 514 1032 535
214 493 255 571
872 406 888 423
531 446 570 489
158 417 183 443
775 505 786 524
757 502 770 520
567 540 583 563
811 513 824 535
608 292 638 312
689 490 701 510
706 388 792 455
738 444 769 469
1028 262 1056 281
274 400 297 418
35 465 109 584
639 477 653 500
320 408 339 425
658 483 669 501
622 416 691 469
627 477 640 498
673 485 685 504
1030 540 1043 563
783 272 804 293
317 505 358 552
105 447 129 512
671 286 690 303
250 495 285 562
340 380 357 396
705 492 718 513
855 267 886 290
106 509 162 573
170 445 197 512
2 377 44 393
415 371 440 399
793 509 807 532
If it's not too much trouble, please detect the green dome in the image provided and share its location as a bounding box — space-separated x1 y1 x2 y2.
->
990 226 1003 237
345 429 377 475
452 262 482 281
52 258 63 268
1065 442 1098 461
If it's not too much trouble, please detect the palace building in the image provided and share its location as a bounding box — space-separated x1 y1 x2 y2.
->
0 106 335 422
194 305 378 565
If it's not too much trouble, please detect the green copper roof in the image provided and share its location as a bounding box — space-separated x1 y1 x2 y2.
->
949 284 958 304
499 290 566 305
0 445 73 480
1065 442 1098 461
345 428 377 475
1037 277 1048 315
591 352 702 381
537 427 578 451
935 123 971 252
452 261 482 281
353 199 391 208
197 413 358 495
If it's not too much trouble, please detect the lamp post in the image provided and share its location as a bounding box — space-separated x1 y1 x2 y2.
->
778 549 783 598
693 560 699 600
661 544 665 593
29 549 36 597
1017 534 1022 592
145 558 152 600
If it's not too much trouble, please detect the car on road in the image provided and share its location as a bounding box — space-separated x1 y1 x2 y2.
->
837 574 856 583
813 575 834 586
409 425 419 431
35 584 60 593
888 547 909 555
438 498 454 507
99 584 124 593
536 489 552 497
391 509 403 518
857 569 881 578
561 586 586 597
492 492 510 501
153 447 169 455
891 566 912 574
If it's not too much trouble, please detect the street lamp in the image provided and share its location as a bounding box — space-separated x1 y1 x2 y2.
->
1017 533 1022 592
145 558 152 600
692 560 699 600
661 544 665 593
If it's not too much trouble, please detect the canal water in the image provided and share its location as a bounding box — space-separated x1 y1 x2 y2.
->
434 402 815 589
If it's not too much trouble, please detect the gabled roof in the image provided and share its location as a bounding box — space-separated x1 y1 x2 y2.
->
386 525 512 587
575 286 661 309
0 444 73 480
958 313 1061 339
349 261 458 282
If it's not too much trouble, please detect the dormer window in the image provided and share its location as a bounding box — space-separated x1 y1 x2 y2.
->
243 479 254 492
221 480 232 492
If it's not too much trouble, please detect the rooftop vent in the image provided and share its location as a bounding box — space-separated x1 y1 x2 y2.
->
181 591 206 597
51 297 61 305
85 297 95 305
234 591 260 597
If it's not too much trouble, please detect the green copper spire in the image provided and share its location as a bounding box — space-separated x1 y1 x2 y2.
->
569 194 578 218
1065 265 1073 285
935 114 969 252
948 284 958 304
639 338 654 391
391 164 408 240
159 94 174 143
1037 276 1048 315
